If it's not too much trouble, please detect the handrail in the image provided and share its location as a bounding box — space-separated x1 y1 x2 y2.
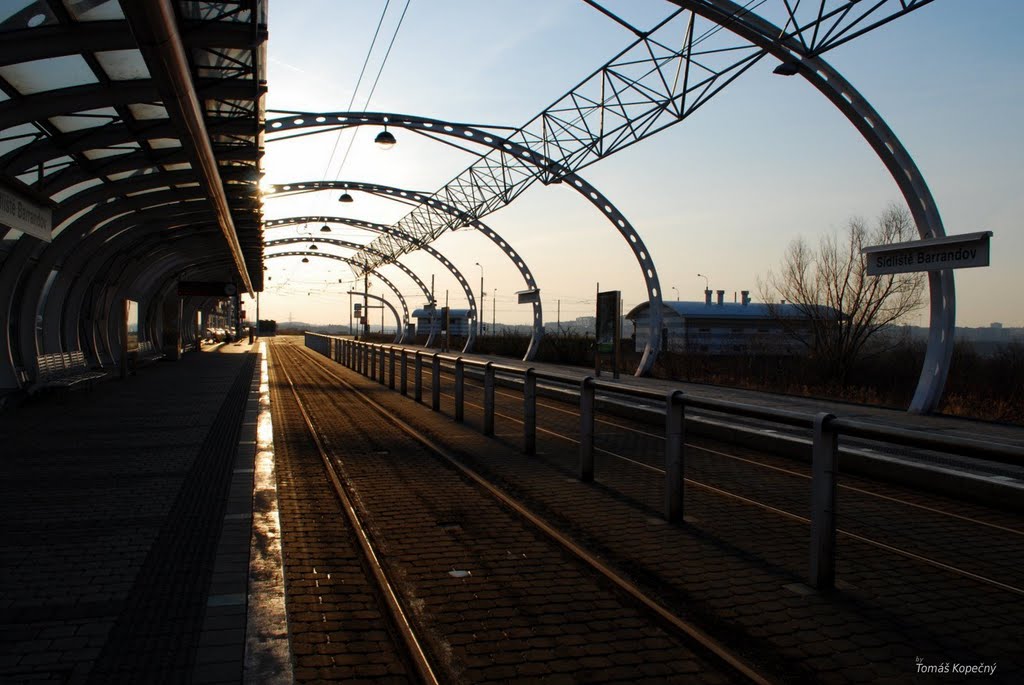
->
304 332 1024 592
306 333 1023 464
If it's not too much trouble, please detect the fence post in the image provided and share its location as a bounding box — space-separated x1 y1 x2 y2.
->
454 358 464 422
388 347 396 389
523 368 536 455
810 412 839 590
378 345 387 385
579 376 596 482
431 354 441 411
414 351 423 403
400 350 408 396
665 390 685 523
483 362 495 436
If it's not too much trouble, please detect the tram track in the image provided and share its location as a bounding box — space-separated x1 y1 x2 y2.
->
339 349 1024 599
271 339 776 685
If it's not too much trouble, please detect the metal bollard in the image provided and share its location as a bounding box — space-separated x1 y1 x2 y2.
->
431 354 441 411
664 390 685 523
414 351 423 403
400 350 408 395
388 347 396 389
454 358 464 422
810 412 839 590
523 368 537 455
579 376 595 481
483 362 495 436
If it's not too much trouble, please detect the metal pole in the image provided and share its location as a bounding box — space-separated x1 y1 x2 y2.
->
810 412 839 590
579 376 595 482
523 368 537 455
483 362 495 436
492 289 496 333
400 349 408 395
414 351 423 403
363 271 369 338
388 346 396 389
665 390 685 523
454 357 464 422
431 353 441 411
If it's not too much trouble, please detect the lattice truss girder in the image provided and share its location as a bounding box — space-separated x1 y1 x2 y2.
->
352 0 933 273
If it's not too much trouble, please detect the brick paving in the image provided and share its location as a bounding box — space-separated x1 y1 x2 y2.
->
297 338 1023 684
0 344 257 684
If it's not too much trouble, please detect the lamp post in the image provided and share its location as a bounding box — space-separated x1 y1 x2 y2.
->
474 262 484 337
671 286 679 301
492 289 497 333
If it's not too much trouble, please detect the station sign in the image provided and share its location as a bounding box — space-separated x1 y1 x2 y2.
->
0 184 52 242
517 288 540 304
862 231 992 276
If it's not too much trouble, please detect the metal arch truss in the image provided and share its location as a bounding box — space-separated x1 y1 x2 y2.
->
264 113 663 375
264 251 410 344
264 232 481 354
263 180 543 361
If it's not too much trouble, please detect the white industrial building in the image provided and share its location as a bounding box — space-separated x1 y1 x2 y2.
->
626 289 835 355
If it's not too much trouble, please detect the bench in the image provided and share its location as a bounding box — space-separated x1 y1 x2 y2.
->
30 350 107 394
135 340 165 365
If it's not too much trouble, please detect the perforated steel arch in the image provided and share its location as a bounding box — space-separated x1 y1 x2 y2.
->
665 0 952 411
264 181 544 361
265 233 479 354
264 251 409 343
265 111 662 375
347 291 402 343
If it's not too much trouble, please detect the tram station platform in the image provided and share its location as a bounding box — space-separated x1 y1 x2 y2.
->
0 342 271 684
0 335 1021 683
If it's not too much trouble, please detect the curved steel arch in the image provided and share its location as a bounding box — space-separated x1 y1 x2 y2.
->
264 181 545 361
347 291 401 343
263 251 410 344
665 0 952 412
264 110 663 376
265 235 478 354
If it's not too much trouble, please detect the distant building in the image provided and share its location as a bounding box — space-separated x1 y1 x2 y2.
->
412 308 472 337
626 289 836 355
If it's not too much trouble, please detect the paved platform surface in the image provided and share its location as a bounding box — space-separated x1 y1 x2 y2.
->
0 342 259 684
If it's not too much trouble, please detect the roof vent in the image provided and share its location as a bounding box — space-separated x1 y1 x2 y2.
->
716 290 725 306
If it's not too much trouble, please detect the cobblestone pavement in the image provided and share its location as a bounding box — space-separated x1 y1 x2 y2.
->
273 340 744 684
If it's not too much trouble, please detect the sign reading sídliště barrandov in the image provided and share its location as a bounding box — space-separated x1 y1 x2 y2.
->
862 231 992 276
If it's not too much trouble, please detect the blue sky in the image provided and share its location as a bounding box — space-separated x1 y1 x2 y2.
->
258 1 1023 329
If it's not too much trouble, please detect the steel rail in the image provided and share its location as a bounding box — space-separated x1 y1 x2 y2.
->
271 345 440 685
289 340 774 685
427 361 1024 536
416 368 1024 598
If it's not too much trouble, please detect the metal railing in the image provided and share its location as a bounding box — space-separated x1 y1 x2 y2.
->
304 333 1023 591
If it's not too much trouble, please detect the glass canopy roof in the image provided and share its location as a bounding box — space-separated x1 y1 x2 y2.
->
0 0 266 292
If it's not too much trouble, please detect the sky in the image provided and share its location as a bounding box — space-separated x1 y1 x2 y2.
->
255 0 1024 330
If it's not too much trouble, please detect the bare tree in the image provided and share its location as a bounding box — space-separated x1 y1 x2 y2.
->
760 204 925 382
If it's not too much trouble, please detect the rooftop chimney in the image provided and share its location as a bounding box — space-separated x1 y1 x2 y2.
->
704 289 712 306
716 289 725 306
741 290 750 306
